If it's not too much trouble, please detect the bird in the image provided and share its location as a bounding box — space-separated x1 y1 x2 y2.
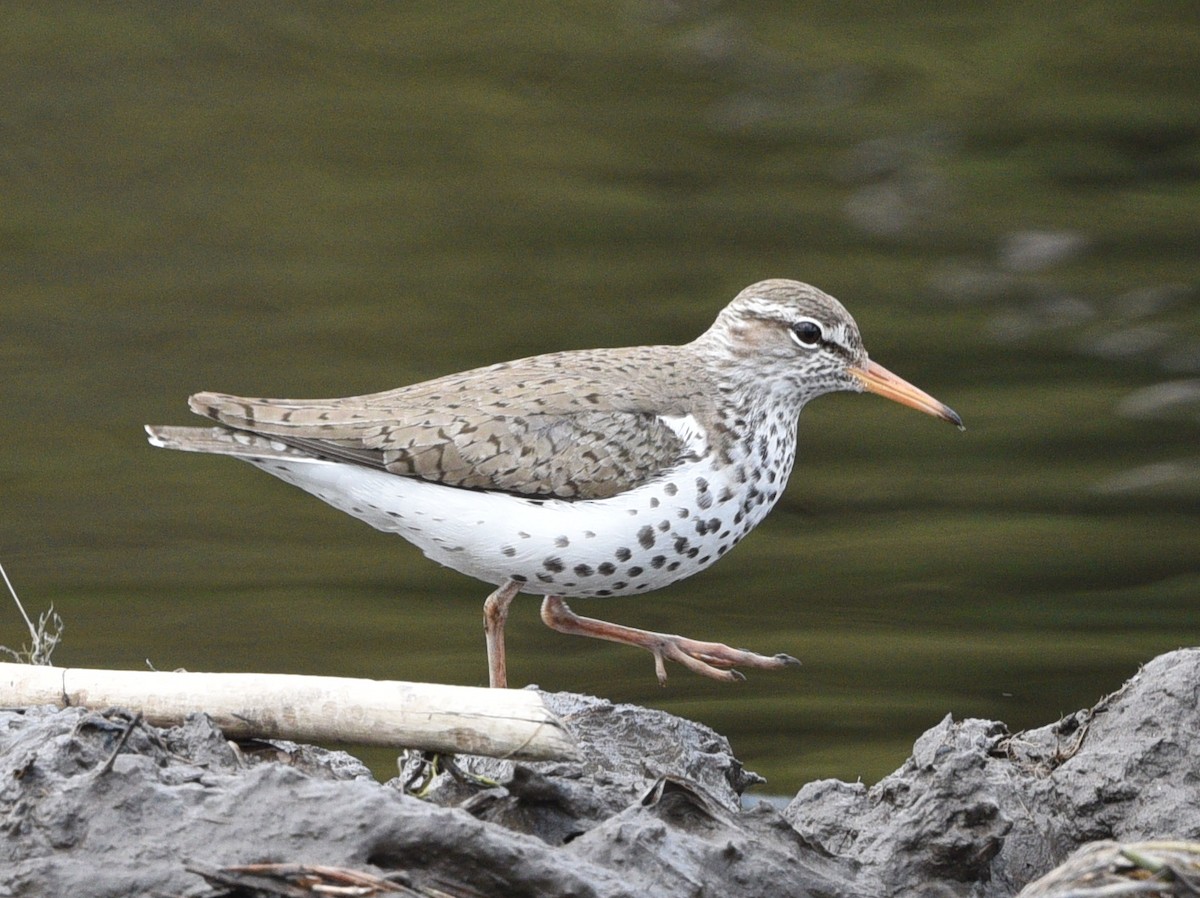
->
146 279 961 689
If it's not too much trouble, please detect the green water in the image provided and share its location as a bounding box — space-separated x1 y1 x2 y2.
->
3 4 1198 792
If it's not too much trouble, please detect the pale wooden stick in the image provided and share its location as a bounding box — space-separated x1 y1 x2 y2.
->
0 663 578 762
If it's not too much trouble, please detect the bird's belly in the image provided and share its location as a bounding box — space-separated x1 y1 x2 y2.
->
245 453 787 598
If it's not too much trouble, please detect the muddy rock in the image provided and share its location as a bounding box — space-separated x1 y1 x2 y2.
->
787 649 1200 896
1 649 1198 897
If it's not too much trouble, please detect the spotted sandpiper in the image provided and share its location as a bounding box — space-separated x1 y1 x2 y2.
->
147 279 961 688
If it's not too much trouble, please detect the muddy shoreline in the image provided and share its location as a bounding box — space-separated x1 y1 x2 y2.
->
3 650 1198 897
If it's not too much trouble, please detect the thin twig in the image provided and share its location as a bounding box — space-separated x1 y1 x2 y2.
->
0 561 64 665
96 712 144 776
0 562 36 635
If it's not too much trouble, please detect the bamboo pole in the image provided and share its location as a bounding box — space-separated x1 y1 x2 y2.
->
0 663 578 762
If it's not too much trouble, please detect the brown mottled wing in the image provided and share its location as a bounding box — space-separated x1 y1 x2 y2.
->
187 346 700 500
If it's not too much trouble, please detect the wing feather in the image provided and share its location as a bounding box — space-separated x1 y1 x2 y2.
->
187 346 705 500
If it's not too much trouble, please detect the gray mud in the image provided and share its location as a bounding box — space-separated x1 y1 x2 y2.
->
2 650 1198 897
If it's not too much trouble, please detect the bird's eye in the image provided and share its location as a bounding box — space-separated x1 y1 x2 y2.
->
789 320 823 347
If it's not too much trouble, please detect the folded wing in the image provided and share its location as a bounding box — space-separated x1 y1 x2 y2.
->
177 347 699 501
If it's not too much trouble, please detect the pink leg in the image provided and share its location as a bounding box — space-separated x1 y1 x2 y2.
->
540 596 800 686
483 580 521 688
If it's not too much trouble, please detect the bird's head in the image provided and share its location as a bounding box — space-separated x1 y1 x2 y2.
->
701 279 962 427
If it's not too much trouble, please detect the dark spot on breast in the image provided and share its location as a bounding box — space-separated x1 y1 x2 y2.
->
695 477 708 493
555 535 570 548
598 562 616 576
615 547 632 562
627 566 643 576
649 497 660 508
667 561 681 571
537 572 554 583
595 589 612 596
511 574 527 583
544 557 565 573
612 581 627 590
673 537 690 554
664 482 678 496
502 546 517 557
651 555 666 569
696 491 713 510
717 486 734 503
574 564 594 577
657 520 670 532
638 525 655 549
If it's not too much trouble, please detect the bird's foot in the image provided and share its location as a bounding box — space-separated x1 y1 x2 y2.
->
540 596 800 686
647 634 801 685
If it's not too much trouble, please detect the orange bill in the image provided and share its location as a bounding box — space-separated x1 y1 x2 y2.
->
848 360 963 429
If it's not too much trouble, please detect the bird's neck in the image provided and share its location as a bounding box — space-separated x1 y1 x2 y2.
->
697 381 802 485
